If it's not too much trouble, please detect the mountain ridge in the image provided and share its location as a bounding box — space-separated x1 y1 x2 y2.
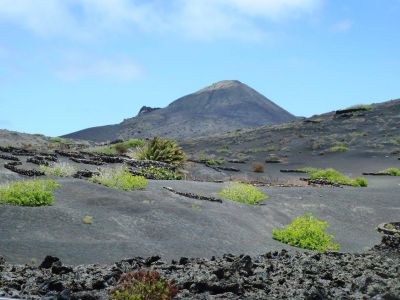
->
62 80 296 142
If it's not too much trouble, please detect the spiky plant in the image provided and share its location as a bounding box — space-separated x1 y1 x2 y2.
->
137 137 186 167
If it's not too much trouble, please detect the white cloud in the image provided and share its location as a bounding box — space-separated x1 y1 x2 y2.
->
331 19 353 33
0 0 323 40
55 53 143 81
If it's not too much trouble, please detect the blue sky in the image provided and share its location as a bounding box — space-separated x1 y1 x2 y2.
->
0 0 399 137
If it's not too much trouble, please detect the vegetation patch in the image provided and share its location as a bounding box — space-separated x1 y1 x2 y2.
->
39 163 77 177
110 270 178 300
298 167 322 173
309 169 368 187
82 215 94 224
328 145 349 152
348 104 374 111
381 168 400 176
252 162 265 173
137 137 186 167
139 166 183 180
219 183 268 205
206 159 225 166
0 180 60 206
88 139 145 155
49 137 72 145
273 212 340 252
89 167 148 191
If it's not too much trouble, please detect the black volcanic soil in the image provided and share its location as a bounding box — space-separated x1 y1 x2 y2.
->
182 98 400 173
0 236 399 299
1 99 400 299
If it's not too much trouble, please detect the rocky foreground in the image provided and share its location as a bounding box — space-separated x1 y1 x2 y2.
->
0 235 399 300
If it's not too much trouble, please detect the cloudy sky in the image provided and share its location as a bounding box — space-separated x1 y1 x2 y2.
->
0 0 399 136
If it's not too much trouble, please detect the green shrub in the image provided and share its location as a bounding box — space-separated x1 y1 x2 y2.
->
49 137 71 145
219 183 268 205
348 104 373 111
354 177 368 187
309 168 368 187
329 145 349 152
0 180 60 206
137 137 186 167
139 166 182 180
206 159 225 166
39 163 77 177
273 212 340 252
82 215 94 224
89 167 148 191
110 270 178 300
382 168 400 176
88 139 145 156
298 167 322 174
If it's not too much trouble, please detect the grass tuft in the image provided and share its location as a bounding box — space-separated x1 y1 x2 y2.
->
309 168 368 187
348 104 373 111
381 168 400 176
39 163 77 177
89 167 148 191
329 145 349 152
110 270 178 300
219 183 268 205
0 180 60 206
139 166 183 180
298 167 322 173
273 212 340 252
88 139 145 156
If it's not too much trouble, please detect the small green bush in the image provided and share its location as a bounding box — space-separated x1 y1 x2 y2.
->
110 270 178 300
139 167 182 180
273 212 340 252
137 137 186 167
49 137 71 145
219 183 268 205
39 163 77 177
0 180 60 206
88 139 145 156
382 168 400 176
354 177 368 187
82 215 94 224
309 169 368 187
298 167 321 173
329 145 349 152
348 104 373 111
89 167 148 191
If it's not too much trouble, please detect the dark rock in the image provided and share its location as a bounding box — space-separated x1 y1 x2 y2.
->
0 154 20 161
179 257 189 265
164 186 223 203
55 150 85 159
52 265 73 275
47 281 64 292
70 158 104 166
73 170 99 179
58 289 71 300
0 235 399 300
144 255 161 266
4 161 45 177
92 280 106 290
137 106 161 116
109 139 124 145
40 256 62 269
